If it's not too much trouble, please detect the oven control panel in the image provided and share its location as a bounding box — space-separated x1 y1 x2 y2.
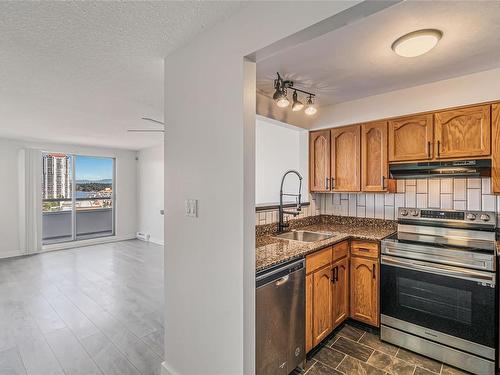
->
398 208 496 225
420 210 464 220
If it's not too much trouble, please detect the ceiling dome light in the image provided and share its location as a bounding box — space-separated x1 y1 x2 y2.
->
305 96 317 116
291 91 304 112
391 29 442 58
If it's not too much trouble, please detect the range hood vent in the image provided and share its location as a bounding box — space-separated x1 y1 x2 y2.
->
389 159 491 179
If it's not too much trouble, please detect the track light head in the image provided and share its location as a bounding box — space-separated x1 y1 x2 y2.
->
292 90 304 112
305 95 317 116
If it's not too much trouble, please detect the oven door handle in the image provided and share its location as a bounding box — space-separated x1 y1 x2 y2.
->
381 255 496 286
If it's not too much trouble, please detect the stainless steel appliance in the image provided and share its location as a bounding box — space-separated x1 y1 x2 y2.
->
256 259 305 375
381 208 497 375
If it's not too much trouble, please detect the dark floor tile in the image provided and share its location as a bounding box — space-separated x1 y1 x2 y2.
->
313 346 345 369
396 348 442 374
331 336 374 362
337 355 385 375
367 350 415 375
441 364 471 375
336 324 365 342
414 367 438 375
307 361 343 375
359 332 398 356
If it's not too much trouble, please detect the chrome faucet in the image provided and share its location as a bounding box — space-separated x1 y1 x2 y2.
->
278 170 303 233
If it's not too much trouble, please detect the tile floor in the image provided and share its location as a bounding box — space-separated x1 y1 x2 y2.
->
0 240 164 375
298 324 471 375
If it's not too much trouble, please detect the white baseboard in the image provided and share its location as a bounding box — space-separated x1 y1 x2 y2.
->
149 237 164 246
136 235 164 246
0 250 26 260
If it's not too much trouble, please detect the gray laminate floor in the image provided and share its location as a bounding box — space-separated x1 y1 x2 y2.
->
0 240 164 375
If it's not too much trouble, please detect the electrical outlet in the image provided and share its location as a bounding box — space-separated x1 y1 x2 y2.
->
185 199 198 217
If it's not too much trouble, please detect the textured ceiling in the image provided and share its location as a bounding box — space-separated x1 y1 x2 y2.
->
0 1 244 150
257 1 500 108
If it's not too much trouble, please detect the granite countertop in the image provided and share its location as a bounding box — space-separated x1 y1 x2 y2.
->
256 216 397 272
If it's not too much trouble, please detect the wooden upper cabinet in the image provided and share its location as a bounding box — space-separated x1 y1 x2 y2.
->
331 125 361 191
492 104 500 194
309 130 331 192
434 105 491 159
361 121 388 191
312 265 333 346
350 256 379 327
388 114 433 162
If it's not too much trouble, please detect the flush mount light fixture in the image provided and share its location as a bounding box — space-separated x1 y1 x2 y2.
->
391 29 443 57
272 72 317 115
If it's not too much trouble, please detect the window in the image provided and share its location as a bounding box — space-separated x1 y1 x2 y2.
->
42 153 115 245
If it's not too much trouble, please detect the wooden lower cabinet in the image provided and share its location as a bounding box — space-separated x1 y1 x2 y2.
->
350 256 379 327
332 256 349 327
312 265 334 347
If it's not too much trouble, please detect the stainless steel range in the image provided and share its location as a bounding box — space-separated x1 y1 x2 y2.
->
381 208 497 375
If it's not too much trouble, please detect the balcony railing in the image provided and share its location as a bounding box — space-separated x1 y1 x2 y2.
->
42 197 113 244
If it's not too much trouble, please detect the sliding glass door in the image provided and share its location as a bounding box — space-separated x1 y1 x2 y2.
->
42 153 115 245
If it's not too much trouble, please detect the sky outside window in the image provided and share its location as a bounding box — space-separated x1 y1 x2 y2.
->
75 156 113 182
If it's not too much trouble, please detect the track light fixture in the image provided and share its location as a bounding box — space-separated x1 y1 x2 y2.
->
272 72 316 115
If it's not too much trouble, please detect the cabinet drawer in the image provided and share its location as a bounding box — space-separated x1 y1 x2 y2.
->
306 247 332 274
333 241 349 262
351 241 379 258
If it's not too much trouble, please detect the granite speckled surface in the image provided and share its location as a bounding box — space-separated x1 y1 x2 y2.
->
256 216 396 272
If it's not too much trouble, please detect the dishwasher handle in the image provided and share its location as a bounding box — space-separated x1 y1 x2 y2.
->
275 275 289 286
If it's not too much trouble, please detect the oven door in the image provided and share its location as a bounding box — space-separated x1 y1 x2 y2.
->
381 255 496 349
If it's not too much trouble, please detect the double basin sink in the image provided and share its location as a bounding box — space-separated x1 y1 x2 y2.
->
274 230 333 242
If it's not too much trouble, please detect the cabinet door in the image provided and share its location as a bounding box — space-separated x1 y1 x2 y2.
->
350 257 379 327
331 125 360 191
492 104 500 193
312 265 333 346
388 114 433 161
305 273 313 353
332 257 349 328
434 105 491 159
361 121 388 191
309 130 331 192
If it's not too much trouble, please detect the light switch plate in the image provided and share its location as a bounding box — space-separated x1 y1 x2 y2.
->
185 199 198 217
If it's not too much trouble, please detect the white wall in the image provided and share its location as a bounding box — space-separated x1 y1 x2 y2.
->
313 67 500 129
137 144 164 245
162 2 371 374
0 137 138 259
255 116 308 205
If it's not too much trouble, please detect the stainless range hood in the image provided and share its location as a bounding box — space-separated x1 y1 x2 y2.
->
389 159 491 179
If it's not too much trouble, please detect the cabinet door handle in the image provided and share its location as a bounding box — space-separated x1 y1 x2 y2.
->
331 177 335 190
331 268 335 283
325 177 329 190
382 176 386 189
335 266 339 282
427 141 431 158
372 264 376 279
437 140 441 157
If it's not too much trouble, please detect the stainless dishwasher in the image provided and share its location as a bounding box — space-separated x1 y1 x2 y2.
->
256 258 305 375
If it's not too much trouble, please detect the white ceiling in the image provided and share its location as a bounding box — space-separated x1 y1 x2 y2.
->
257 1 500 108
0 1 244 150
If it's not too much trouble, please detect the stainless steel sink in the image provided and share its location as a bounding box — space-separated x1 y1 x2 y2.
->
274 230 333 242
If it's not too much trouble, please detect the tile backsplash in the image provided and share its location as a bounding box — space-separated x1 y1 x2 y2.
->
255 196 321 226
315 178 500 222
